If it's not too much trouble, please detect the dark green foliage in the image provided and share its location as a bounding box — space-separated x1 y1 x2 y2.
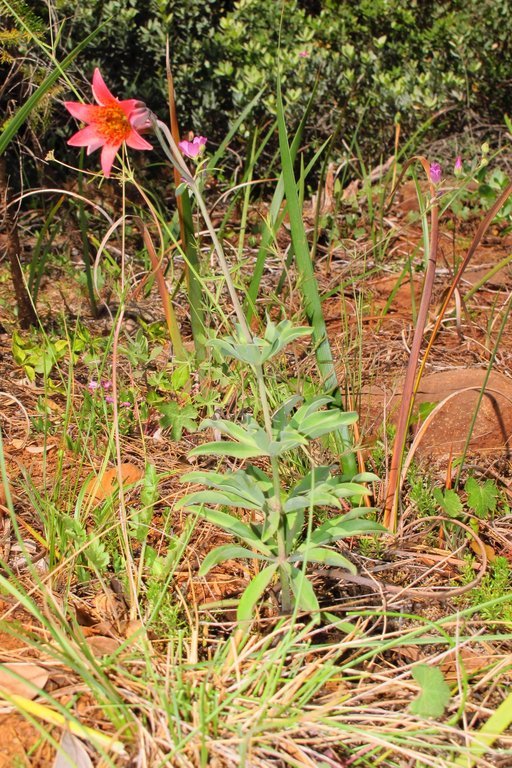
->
56 0 235 138
54 0 512 169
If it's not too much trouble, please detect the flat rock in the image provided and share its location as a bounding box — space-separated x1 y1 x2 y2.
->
359 368 512 460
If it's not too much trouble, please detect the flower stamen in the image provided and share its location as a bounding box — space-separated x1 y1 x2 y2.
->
94 106 131 144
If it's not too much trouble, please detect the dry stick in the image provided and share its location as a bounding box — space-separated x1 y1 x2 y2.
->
384 179 512 530
133 216 186 360
0 156 38 328
383 157 438 531
165 40 205 362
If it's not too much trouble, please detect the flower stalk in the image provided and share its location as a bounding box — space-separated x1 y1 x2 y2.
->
153 117 292 610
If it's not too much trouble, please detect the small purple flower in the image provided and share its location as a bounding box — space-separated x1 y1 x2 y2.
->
178 136 207 159
120 401 132 408
88 380 99 393
105 394 115 404
430 162 442 184
298 50 309 58
454 156 462 176
102 380 112 391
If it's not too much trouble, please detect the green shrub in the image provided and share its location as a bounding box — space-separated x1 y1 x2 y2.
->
41 0 512 170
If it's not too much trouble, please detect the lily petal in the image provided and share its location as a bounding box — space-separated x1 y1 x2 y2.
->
65 101 100 122
92 68 117 107
86 137 105 154
125 130 153 151
100 143 120 177
119 99 143 117
67 124 104 148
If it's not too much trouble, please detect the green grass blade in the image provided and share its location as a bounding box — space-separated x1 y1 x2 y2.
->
0 20 108 155
275 77 356 474
245 83 318 322
206 88 264 174
454 690 512 767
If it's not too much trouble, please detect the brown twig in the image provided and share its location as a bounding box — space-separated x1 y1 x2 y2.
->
0 156 37 328
383 156 439 530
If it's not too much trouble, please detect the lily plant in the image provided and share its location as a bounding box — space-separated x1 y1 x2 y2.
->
64 69 382 621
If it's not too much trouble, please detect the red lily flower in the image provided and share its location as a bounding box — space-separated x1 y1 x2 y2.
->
65 68 152 177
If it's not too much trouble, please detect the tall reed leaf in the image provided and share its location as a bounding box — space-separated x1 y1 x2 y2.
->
275 77 356 474
0 21 107 155
245 84 317 322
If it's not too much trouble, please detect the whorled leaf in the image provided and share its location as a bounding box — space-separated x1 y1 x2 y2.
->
199 545 268 577
237 563 279 623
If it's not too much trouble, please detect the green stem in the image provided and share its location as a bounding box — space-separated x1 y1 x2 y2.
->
77 151 98 315
153 119 251 340
253 363 290 613
154 118 292 610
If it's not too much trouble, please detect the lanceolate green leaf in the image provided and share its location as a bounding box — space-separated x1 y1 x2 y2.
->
237 563 278 623
199 545 267 577
177 490 262 512
296 409 359 440
181 469 267 507
187 441 267 459
176 506 272 555
307 517 385 547
289 566 320 613
0 21 108 155
292 546 356 572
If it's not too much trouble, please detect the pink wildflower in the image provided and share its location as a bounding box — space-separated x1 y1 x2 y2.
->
105 395 115 404
101 380 112 391
454 155 463 175
120 401 132 408
429 162 442 184
87 380 99 392
64 68 153 177
178 136 207 159
298 51 309 58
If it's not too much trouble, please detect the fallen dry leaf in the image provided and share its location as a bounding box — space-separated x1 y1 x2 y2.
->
394 645 421 663
85 463 144 501
85 636 119 657
54 731 93 768
0 662 49 699
441 647 493 680
123 619 143 640
470 538 496 562
25 443 57 455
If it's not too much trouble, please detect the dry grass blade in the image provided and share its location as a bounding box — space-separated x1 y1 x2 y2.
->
383 155 439 531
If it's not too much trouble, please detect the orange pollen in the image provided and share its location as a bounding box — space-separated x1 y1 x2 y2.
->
94 105 131 143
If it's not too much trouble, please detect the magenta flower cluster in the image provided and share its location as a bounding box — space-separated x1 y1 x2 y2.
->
87 379 131 408
178 136 207 159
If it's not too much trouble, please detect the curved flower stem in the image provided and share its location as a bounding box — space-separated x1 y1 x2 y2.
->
383 157 439 532
153 119 251 340
154 118 292 611
154 118 291 606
